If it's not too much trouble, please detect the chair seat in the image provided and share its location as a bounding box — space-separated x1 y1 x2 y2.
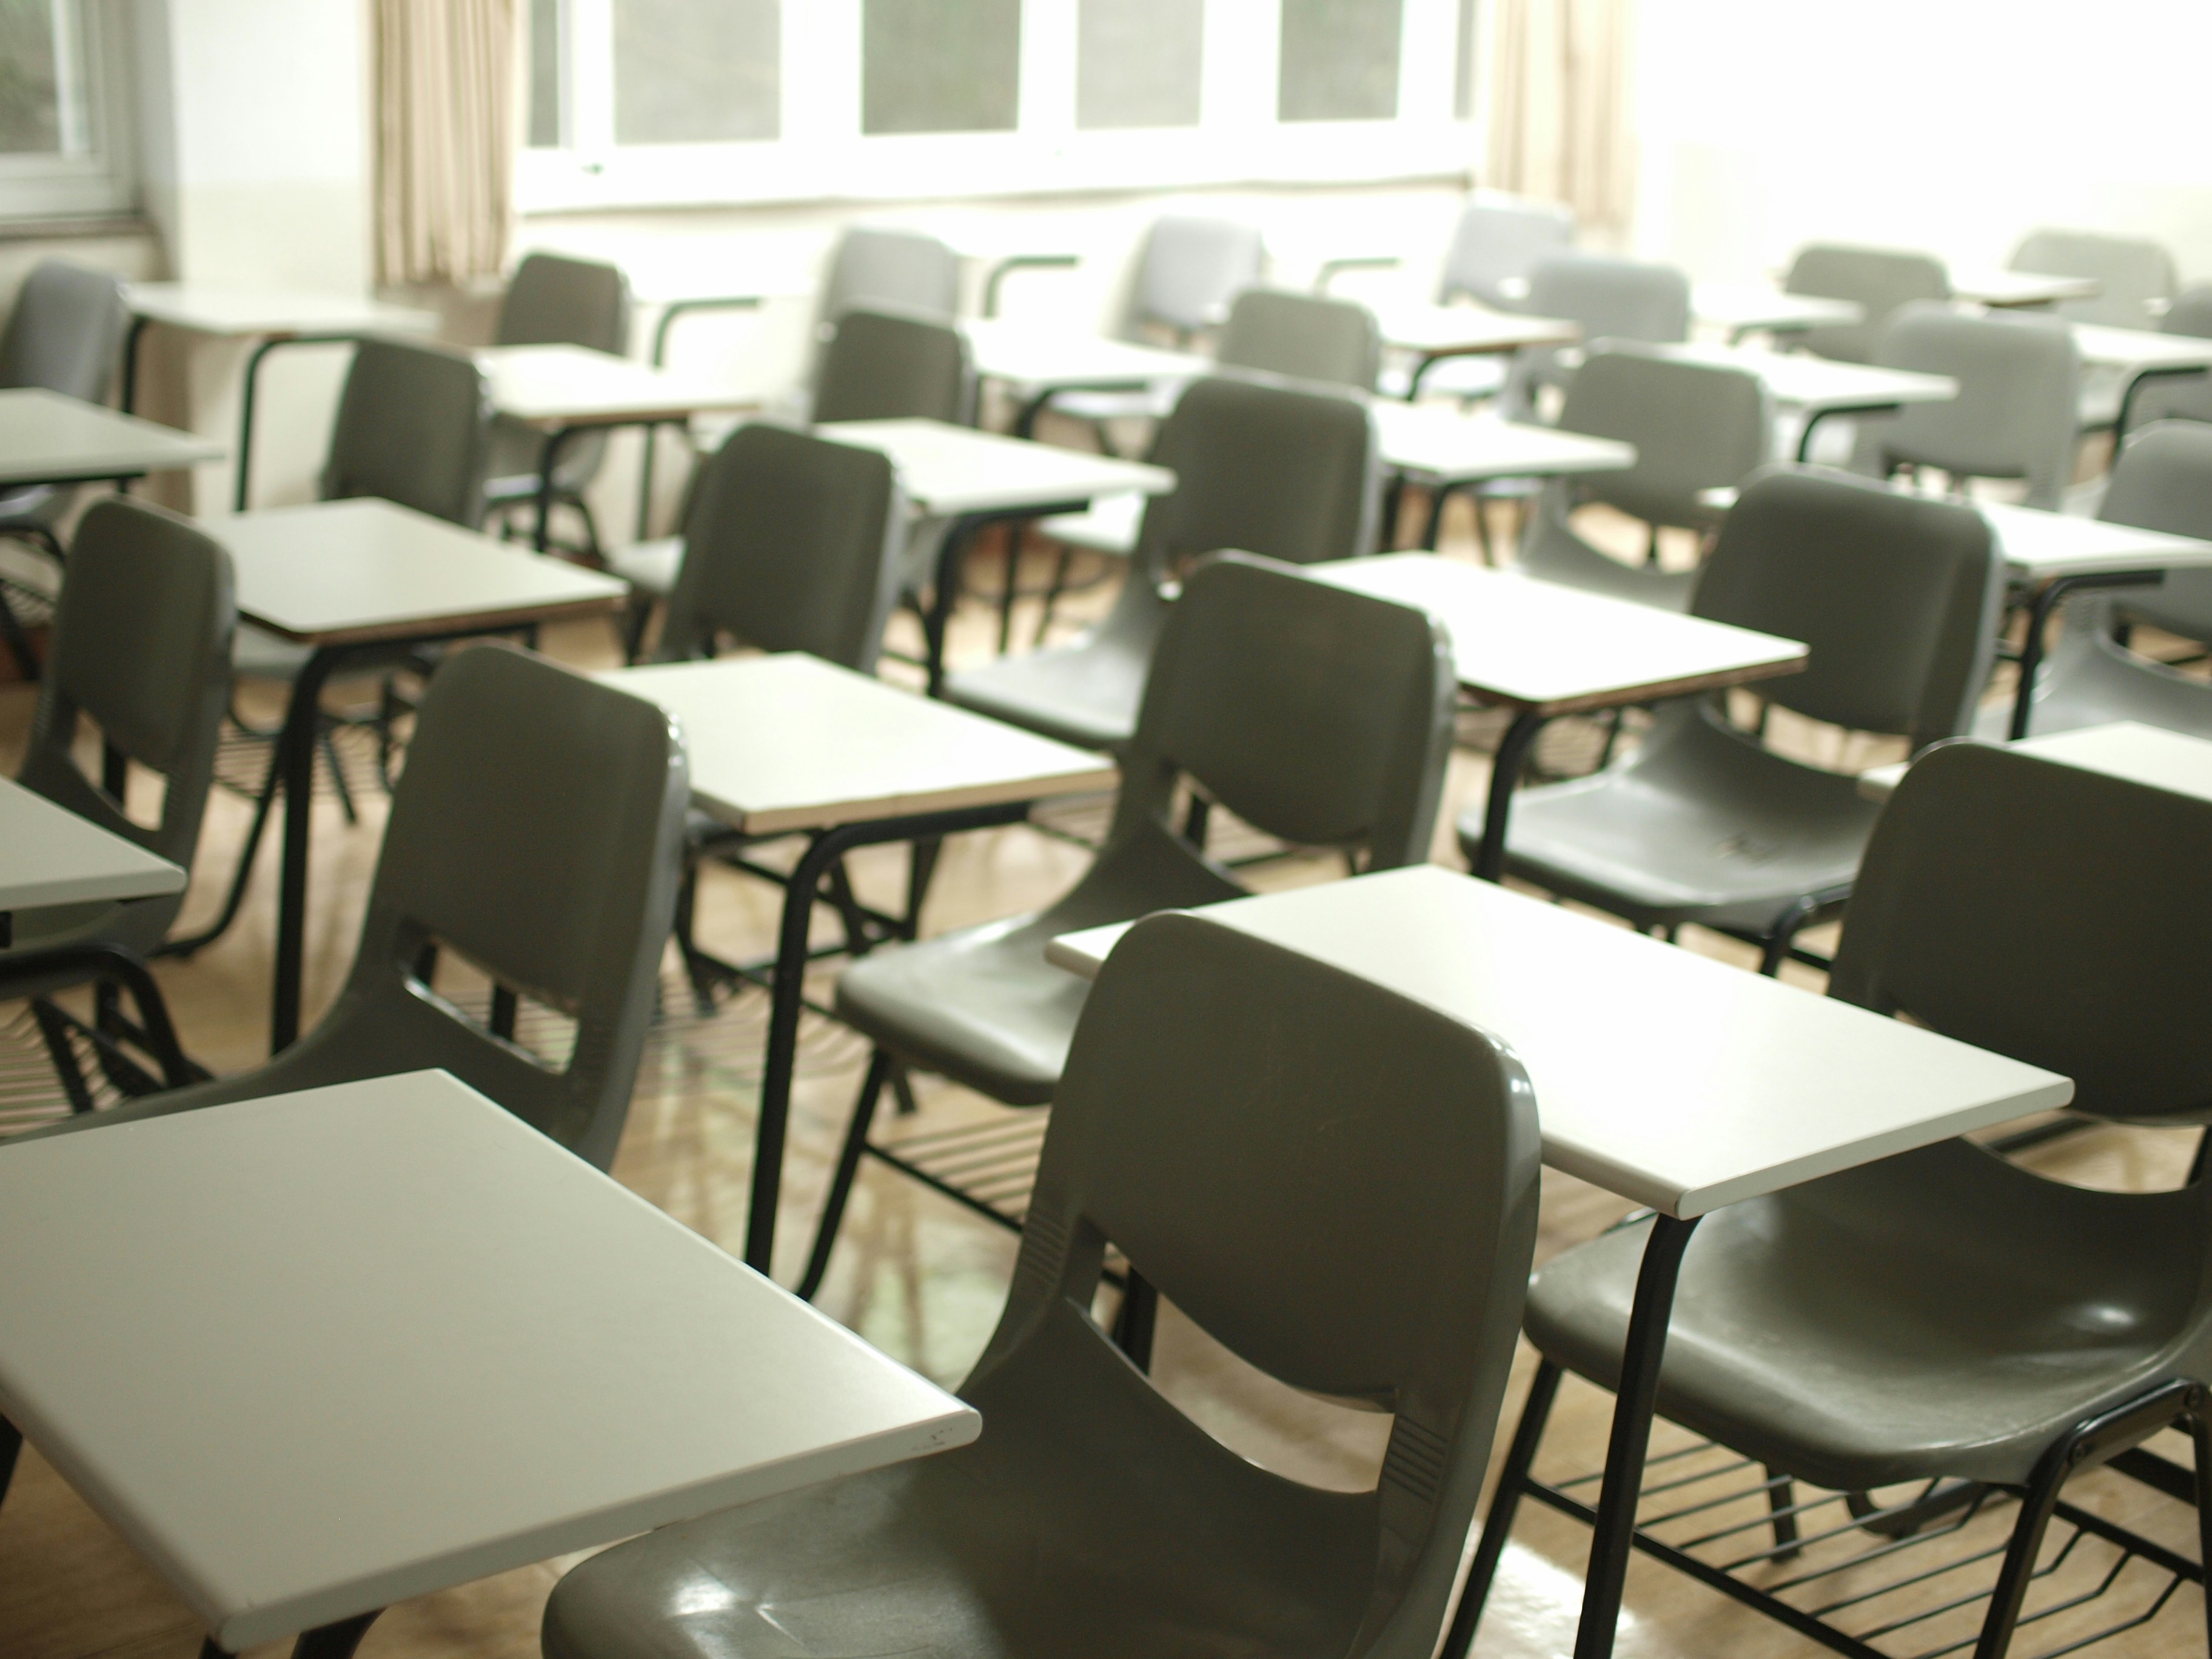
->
1986 602 2212 741
0 893 181 1003
1526 1139 2207 1493
1034 492 1142 558
942 630 1148 753
541 1301 1378 1659
835 911 1082 1105
1475 706 1879 931
605 535 684 597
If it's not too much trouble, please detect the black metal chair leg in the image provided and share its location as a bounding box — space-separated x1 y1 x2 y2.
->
30 999 97 1113
2191 1410 2212 1655
672 866 717 1016
797 1050 895 1301
320 728 358 825
0 588 39 682
1110 1268 1158 1371
1763 1466 1801 1560
162 752 283 959
1445 1359 1564 1658
904 838 943 939
1182 793 1212 851
0 1413 20 1510
889 1057 920 1117
1033 545 1076 647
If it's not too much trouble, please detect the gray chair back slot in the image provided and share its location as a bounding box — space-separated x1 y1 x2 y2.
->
1834 740 2212 1122
1855 302 2080 510
812 305 976 426
1217 287 1382 392
323 338 494 526
1694 466 2003 751
658 423 907 672
1783 243 1950 364
0 259 129 402
1128 214 1265 340
822 226 960 324
1439 196 1575 310
2009 229 2176 330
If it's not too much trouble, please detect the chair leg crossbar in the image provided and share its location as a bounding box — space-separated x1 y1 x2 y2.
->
1452 1365 2212 1659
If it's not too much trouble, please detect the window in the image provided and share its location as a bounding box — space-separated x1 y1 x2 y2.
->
521 0 1473 212
0 0 134 220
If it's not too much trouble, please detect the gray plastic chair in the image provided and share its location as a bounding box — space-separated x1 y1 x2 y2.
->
1989 422 2212 739
4 499 233 1102
16 643 689 1171
1469 465 2003 974
1440 195 1577 310
1502 345 1771 610
822 225 961 323
322 337 495 526
546 908 1539 1659
1850 301 2080 511
2010 228 2176 331
1467 741 2212 1659
1498 252 1692 421
481 253 634 556
806 553 1455 1293
1783 244 1951 364
2123 283 2212 431
943 375 1382 752
811 304 976 427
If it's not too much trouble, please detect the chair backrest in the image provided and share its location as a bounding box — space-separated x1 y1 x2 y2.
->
821 226 960 324
1832 740 2212 1123
2099 421 2212 642
2010 229 2176 330
495 252 632 355
1526 252 1691 347
1127 214 1265 340
2122 286 2212 429
1692 466 2003 751
1784 244 1950 364
972 911 1538 1659
2165 286 2212 342
1556 344 1770 528
19 500 235 894
1438 196 1575 310
1217 288 1382 392
1134 375 1381 579
812 305 976 426
312 643 688 1168
1861 301 2080 509
1113 552 1455 870
0 260 129 402
322 338 492 525
658 423 907 672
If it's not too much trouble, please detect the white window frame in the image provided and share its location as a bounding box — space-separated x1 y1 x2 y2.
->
520 0 1473 213
0 0 136 221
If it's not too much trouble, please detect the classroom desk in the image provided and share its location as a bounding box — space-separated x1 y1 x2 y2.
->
2068 323 2212 440
1951 267 2102 309
1373 303 1583 398
207 498 627 1052
1494 277 1865 343
1305 555 1808 880
1045 863 2071 1659
814 417 1176 682
1370 404 1637 549
603 654 1116 1281
1859 721 2212 803
0 387 223 491
477 343 760 554
0 1069 979 1659
960 318 1214 438
120 284 440 511
1649 343 1959 461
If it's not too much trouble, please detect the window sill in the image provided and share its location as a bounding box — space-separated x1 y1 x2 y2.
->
0 212 156 244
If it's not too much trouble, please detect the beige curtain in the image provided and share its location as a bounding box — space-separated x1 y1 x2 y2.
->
1484 0 1637 240
375 0 521 287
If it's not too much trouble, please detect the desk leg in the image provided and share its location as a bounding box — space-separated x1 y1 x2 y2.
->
534 426 580 555
121 314 152 415
232 335 298 513
270 648 338 1054
201 1610 381 1659
2009 570 2162 740
1572 1213 1701 1659
1471 710 1547 883
1404 351 1443 401
923 515 983 697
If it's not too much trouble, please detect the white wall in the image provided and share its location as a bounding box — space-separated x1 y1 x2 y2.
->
1633 0 2212 283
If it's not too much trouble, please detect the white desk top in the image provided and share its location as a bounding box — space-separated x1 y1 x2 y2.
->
0 1071 977 1651
1375 302 1581 358
0 777 185 914
1308 555 1807 714
1693 283 1864 335
816 417 1175 518
1952 267 2102 308
605 654 1119 835
0 388 223 488
1046 866 2070 1218
1652 343 1958 414
125 283 440 338
2068 323 2212 374
1859 721 2212 802
205 498 626 645
1369 403 1636 483
478 344 760 428
1979 500 2212 580
960 318 1211 394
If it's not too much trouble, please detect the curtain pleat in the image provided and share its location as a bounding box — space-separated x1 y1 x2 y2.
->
375 0 520 287
1484 0 1636 238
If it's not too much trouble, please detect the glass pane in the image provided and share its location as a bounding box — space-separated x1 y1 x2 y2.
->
0 0 62 155
615 0 780 145
862 0 1020 136
1454 0 1476 121
1278 0 1403 122
1078 0 1202 130
528 0 559 148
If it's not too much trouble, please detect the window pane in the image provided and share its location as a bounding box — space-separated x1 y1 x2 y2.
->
0 0 62 155
1454 0 1476 121
1278 0 1403 122
1078 0 1202 130
615 0 779 145
527 0 559 149
862 0 1020 136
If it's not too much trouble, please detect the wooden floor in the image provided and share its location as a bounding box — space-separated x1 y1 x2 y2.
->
1 498 2205 1659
